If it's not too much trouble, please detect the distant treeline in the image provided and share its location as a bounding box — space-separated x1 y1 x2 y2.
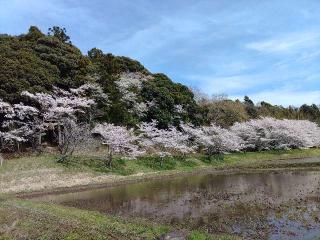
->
196 94 320 127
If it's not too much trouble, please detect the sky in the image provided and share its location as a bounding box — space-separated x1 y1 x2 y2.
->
1 0 320 106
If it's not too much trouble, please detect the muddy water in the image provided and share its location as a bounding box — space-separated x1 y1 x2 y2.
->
35 170 320 239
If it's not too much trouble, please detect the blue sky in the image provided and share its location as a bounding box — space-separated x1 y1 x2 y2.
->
1 0 320 106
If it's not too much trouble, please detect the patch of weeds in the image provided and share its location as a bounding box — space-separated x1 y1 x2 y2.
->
137 156 177 170
181 160 198 168
57 156 135 175
200 154 225 165
116 158 126 166
0 235 11 240
174 155 187 161
176 157 199 168
0 194 9 202
64 232 82 240
188 231 212 240
188 231 237 240
111 158 135 176
266 149 299 156
65 157 134 176
59 156 110 173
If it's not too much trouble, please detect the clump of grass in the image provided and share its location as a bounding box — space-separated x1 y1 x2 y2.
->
199 154 225 165
58 155 109 172
137 156 177 170
188 231 239 240
60 156 135 176
178 158 199 168
111 159 136 176
188 231 213 240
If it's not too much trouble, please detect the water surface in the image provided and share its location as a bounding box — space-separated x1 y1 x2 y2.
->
35 170 320 239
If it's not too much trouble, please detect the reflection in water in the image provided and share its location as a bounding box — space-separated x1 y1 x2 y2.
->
35 170 320 239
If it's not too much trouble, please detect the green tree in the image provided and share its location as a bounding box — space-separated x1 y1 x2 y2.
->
141 74 202 128
48 26 71 43
200 99 249 127
244 96 258 119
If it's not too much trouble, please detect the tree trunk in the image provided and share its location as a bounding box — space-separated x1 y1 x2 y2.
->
38 133 42 146
160 156 164 167
17 141 20 153
105 149 113 168
109 151 113 167
58 125 62 146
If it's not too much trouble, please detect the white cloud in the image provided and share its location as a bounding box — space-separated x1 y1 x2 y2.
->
102 15 216 59
246 31 320 54
231 89 320 106
185 70 320 106
185 73 275 94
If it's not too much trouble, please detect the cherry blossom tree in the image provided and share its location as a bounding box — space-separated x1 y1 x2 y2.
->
0 130 27 152
3 84 102 159
92 123 143 166
11 103 43 151
58 118 91 163
139 120 194 157
0 99 39 152
22 86 96 123
116 72 153 117
181 123 244 158
22 85 97 146
3 84 320 163
0 99 14 147
0 99 14 118
70 83 108 101
231 117 320 151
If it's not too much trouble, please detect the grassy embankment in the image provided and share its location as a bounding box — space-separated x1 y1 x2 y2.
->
1 148 320 194
1 148 320 240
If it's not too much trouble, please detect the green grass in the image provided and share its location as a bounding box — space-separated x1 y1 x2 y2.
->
3 148 320 175
0 154 57 174
220 148 320 168
188 231 240 240
73 148 320 175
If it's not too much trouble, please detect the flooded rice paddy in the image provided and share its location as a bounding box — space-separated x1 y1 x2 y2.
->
35 170 320 239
